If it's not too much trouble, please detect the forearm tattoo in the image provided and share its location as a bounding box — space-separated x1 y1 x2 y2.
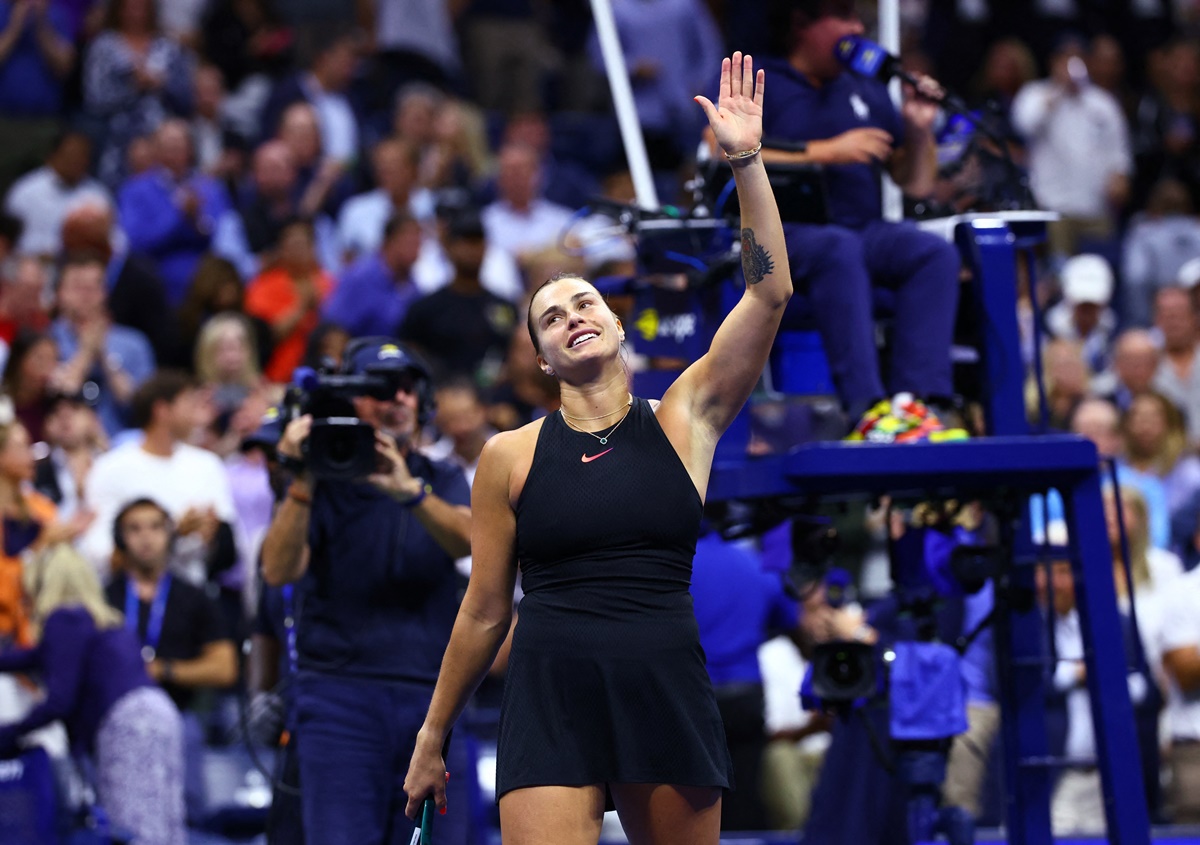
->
740 228 775 286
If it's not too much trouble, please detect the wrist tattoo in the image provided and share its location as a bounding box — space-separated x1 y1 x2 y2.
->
741 228 775 286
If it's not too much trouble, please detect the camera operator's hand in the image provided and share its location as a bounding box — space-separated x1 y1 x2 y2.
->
278 415 312 462
368 431 424 503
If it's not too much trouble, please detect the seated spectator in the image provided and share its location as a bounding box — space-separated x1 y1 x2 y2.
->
480 142 577 302
0 251 49 347
324 211 421 337
1151 287 1200 444
425 377 496 486
1158 565 1200 823
337 138 436 267
103 496 238 824
422 96 493 200
32 392 107 521
177 254 274 372
1121 391 1200 535
49 252 155 436
1094 329 1162 412
1071 397 1172 549
0 546 186 845
1038 555 1162 834
1131 40 1200 214
3 130 111 258
1122 179 1200 327
0 420 62 649
1035 339 1090 432
60 200 179 368
487 322 560 431
1 329 58 442
258 25 360 169
118 119 232 306
275 100 351 218
190 62 234 176
80 371 238 586
193 312 271 457
300 320 349 371
199 0 294 131
1012 35 1132 258
0 0 76 193
83 0 193 187
1043 254 1117 377
245 217 335 383
214 138 338 279
399 210 516 386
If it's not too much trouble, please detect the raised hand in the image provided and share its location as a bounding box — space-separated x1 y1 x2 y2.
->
694 52 764 159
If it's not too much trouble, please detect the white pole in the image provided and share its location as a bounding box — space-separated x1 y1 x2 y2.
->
588 0 660 210
879 0 903 222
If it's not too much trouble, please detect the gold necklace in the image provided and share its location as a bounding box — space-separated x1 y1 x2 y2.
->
559 392 633 423
561 401 633 446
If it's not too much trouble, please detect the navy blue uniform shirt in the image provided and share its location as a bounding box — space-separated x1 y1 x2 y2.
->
301 451 470 681
754 56 904 229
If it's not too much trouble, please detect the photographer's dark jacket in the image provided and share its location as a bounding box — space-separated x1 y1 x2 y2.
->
300 451 470 682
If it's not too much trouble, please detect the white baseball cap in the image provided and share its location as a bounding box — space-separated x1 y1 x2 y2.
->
1061 254 1114 305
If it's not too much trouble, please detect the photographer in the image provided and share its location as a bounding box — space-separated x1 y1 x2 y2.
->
260 338 473 845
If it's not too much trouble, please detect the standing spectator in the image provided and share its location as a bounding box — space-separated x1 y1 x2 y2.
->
199 0 294 109
971 38 1038 134
118 119 232 306
213 138 339 280
1095 329 1163 411
191 62 231 175
192 312 270 459
0 243 48 348
1044 254 1118 377
399 210 516 385
0 546 186 845
1122 178 1200 327
245 217 336 383
690 530 798 831
481 142 576 302
32 392 106 521
3 130 111 258
49 252 155 436
79 371 238 585
0 0 76 193
1159 565 1200 822
59 200 179 368
337 138 436 267
461 0 550 115
364 0 462 113
324 211 422 337
82 0 193 187
1012 35 1133 258
1132 39 1200 211
1152 286 1200 443
588 0 723 202
1 329 57 442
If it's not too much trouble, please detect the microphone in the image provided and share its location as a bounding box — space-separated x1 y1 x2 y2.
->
835 35 964 111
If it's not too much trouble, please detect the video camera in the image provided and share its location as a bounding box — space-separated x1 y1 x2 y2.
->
281 339 434 481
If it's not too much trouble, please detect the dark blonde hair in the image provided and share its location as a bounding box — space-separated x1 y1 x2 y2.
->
1121 390 1188 476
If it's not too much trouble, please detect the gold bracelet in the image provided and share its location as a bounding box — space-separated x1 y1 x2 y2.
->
724 142 762 161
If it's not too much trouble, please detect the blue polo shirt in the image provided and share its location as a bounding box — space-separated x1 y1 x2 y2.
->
300 451 470 682
0 4 72 117
690 532 798 687
755 56 903 229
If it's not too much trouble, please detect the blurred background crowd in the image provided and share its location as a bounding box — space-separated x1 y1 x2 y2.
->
2 0 1200 841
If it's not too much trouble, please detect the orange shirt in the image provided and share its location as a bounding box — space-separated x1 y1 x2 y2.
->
0 491 58 648
244 267 335 383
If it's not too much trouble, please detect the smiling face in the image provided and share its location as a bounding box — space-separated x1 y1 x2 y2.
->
528 277 624 378
351 370 422 444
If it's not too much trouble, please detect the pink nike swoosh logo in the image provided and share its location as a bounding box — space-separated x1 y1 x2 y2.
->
581 448 613 463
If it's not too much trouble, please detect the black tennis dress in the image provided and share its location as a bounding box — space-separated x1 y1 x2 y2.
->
496 397 733 799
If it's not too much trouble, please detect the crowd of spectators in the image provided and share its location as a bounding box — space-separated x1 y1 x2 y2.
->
0 0 1199 839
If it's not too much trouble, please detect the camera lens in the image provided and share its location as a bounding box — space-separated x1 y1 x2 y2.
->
326 431 357 468
830 651 863 688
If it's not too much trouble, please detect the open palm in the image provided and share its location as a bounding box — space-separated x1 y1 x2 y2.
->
695 52 764 157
